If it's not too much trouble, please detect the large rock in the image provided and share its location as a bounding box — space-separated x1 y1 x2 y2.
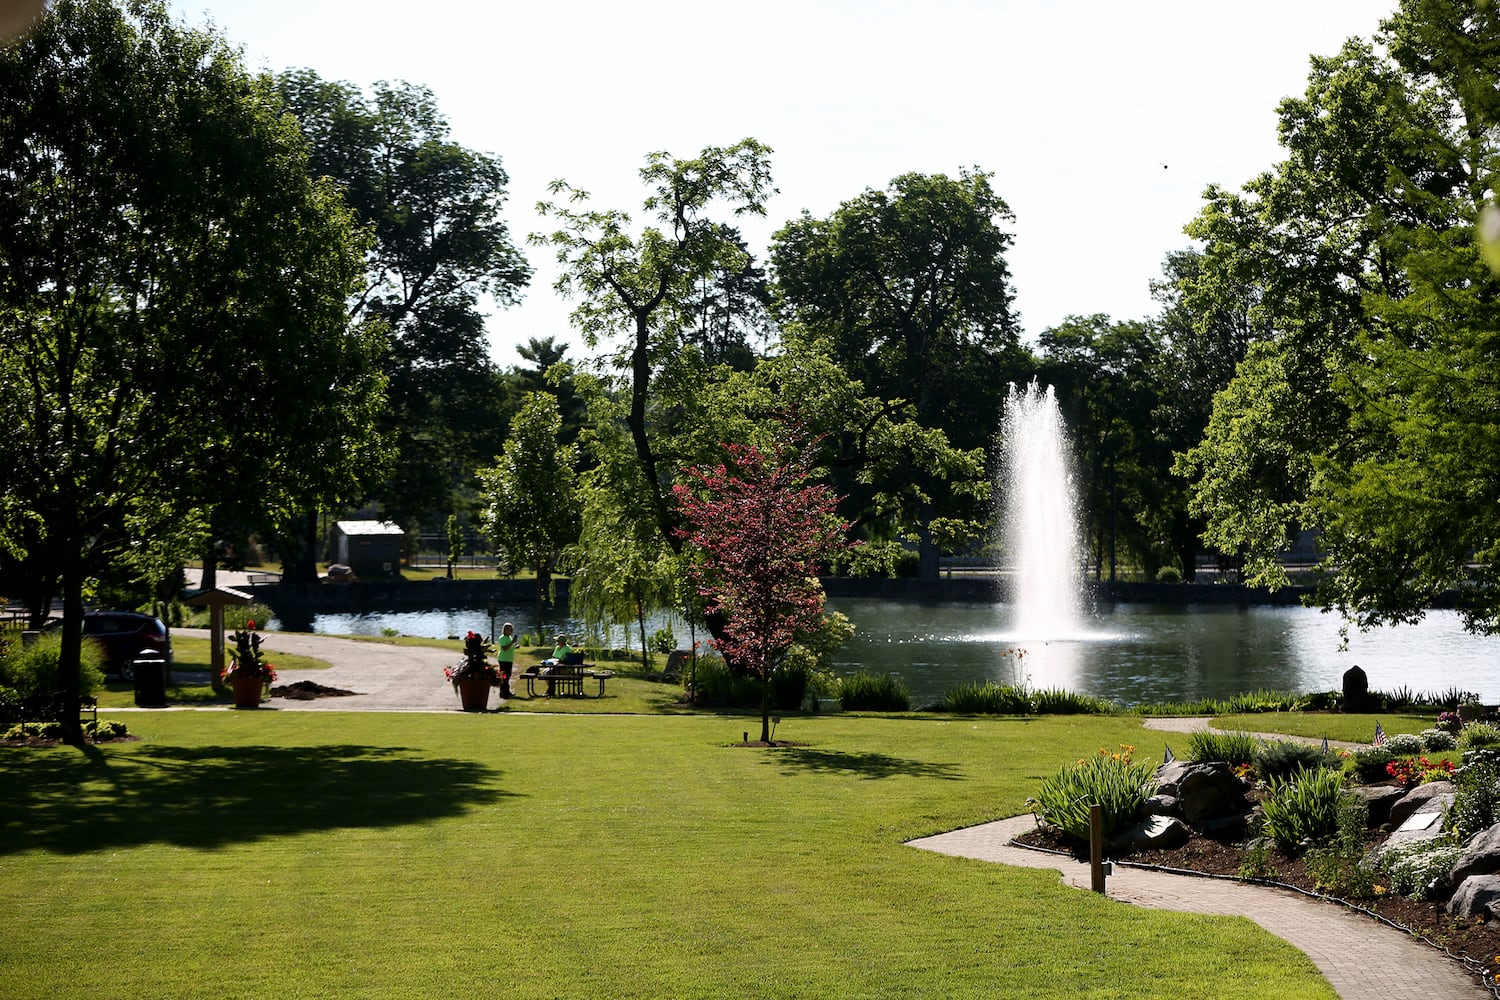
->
1446 875 1500 919
1450 823 1500 886
1346 783 1406 827
1111 815 1191 853
1153 760 1248 825
1142 793 1180 818
1388 781 1456 829
1369 792 1453 864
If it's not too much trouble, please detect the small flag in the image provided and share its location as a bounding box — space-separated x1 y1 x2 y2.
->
1374 722 1385 746
1163 744 1175 763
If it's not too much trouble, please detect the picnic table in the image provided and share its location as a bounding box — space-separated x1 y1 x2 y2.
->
522 667 613 698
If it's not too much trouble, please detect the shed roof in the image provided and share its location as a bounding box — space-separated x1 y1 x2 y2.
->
334 520 405 537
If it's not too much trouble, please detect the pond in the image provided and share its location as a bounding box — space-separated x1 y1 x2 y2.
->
284 596 1496 709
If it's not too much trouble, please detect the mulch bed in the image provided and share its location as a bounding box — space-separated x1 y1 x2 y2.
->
1013 817 1500 980
269 680 360 700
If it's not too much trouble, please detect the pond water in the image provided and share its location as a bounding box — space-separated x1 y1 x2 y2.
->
286 597 1496 709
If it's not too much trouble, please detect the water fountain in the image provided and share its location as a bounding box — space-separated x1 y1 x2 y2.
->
998 381 1083 640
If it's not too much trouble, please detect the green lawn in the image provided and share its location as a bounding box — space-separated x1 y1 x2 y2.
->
0 711 1336 999
1210 712 1436 744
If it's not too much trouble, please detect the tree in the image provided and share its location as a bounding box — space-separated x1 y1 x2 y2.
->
674 442 848 743
1175 1 1500 632
770 169 1025 575
0 0 387 740
478 392 580 629
275 70 532 536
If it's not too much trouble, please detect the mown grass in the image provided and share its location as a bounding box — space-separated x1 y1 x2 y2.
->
0 711 1336 999
1209 712 1435 745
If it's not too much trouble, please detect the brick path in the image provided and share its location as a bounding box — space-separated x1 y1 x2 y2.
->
910 815 1490 999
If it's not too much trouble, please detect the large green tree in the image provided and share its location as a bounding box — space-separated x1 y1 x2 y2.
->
0 0 387 740
770 169 1026 575
276 70 532 538
1176 0 1500 632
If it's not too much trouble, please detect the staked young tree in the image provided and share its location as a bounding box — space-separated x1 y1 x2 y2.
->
0 0 387 740
674 442 848 744
1175 0 1500 632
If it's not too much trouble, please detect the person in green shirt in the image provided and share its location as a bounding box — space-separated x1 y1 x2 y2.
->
545 634 574 696
496 622 516 698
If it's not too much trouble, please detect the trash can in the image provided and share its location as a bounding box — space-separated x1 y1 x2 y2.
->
132 649 168 707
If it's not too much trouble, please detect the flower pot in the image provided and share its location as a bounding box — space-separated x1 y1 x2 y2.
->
231 672 264 709
456 675 491 712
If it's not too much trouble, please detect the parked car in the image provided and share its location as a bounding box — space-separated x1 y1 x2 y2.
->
49 611 174 681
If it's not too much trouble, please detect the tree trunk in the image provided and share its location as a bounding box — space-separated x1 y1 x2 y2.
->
759 675 773 744
636 599 648 676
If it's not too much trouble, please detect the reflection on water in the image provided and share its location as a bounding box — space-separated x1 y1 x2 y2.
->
289 597 1496 709
827 597 1497 708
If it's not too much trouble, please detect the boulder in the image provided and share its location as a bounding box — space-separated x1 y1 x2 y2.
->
1450 823 1500 886
1111 815 1191 853
1346 784 1406 827
1142 793 1180 818
1153 760 1248 825
1388 781 1456 829
1368 793 1453 864
1446 874 1500 920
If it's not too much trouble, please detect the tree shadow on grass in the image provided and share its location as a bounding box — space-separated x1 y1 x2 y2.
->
769 747 965 781
0 743 516 855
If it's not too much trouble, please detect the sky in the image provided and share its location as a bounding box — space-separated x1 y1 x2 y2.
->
165 0 1397 367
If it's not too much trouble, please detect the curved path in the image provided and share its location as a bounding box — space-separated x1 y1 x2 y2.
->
910 816 1488 1000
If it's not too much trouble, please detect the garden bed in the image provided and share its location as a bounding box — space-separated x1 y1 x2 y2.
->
1014 815 1500 977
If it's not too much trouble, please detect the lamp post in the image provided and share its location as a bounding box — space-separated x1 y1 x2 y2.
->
486 598 498 642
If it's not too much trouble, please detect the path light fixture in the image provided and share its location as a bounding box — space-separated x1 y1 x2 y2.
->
486 599 498 642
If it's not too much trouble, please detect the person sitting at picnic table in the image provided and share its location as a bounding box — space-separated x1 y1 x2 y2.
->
541 635 574 695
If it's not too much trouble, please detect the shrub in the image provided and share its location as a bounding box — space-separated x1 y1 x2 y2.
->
1257 739 1337 782
944 681 1033 715
1419 728 1457 752
1261 768 1346 854
1303 797 1375 897
1383 732 1423 756
1446 749 1500 841
1379 840 1464 900
0 633 105 699
1030 687 1115 715
1435 711 1463 734
1155 566 1182 584
1034 745 1156 843
1350 746 1397 783
1186 729 1260 767
1459 721 1500 752
648 626 676 654
838 672 911 712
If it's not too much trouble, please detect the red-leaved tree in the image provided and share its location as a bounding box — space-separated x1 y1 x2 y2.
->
673 442 849 743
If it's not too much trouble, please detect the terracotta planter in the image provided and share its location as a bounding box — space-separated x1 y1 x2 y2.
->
231 672 265 709
456 675 491 712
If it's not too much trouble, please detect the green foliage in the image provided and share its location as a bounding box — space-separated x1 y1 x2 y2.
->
1302 797 1374 897
1383 732 1423 755
838 673 911 712
1238 833 1280 881
944 681 1034 715
1350 746 1397 783
1155 566 1183 583
1378 840 1464 901
648 626 676 654
1034 746 1157 843
1445 749 1500 841
1419 728 1456 752
1458 721 1500 751
1186 729 1260 767
1131 689 1309 716
0 634 104 699
1256 739 1337 781
1029 688 1116 715
1260 769 1346 855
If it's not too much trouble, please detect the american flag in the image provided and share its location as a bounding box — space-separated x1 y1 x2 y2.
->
1374 722 1385 746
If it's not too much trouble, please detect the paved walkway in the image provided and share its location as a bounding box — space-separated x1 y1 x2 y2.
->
910 815 1489 999
1142 715 1369 751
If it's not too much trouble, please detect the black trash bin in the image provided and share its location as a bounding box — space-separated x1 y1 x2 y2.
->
132 649 168 707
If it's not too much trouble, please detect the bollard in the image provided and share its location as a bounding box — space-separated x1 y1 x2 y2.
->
1090 804 1106 894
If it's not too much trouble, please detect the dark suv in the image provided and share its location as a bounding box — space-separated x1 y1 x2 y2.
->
76 611 174 681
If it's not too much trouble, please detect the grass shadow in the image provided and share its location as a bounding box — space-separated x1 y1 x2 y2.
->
0 743 515 855
769 746 965 781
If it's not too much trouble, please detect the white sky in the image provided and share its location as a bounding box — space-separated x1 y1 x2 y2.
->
166 0 1394 367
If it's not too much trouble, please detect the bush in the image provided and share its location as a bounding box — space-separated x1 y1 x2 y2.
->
0 633 105 699
1186 729 1260 767
1350 746 1397 783
648 626 675 654
1257 739 1337 782
1303 797 1375 897
1155 566 1182 584
1030 687 1115 715
944 681 1033 714
1446 749 1500 841
1034 745 1157 843
1379 840 1464 900
1260 768 1346 854
838 673 910 712
1383 732 1423 755
688 657 807 711
1419 728 1457 752
1459 720 1500 751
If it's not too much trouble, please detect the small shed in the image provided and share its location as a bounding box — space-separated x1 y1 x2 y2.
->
332 520 405 577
